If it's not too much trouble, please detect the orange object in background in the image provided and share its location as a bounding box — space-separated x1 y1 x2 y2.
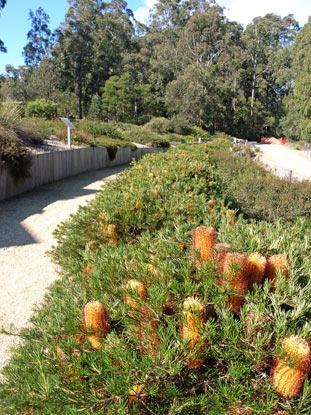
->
260 137 288 145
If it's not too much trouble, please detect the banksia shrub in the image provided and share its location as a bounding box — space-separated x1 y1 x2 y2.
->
192 226 217 268
181 297 207 368
222 253 248 314
266 254 289 288
82 301 110 350
247 253 267 291
271 335 311 398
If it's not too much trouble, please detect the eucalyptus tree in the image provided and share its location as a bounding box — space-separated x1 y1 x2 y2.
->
53 0 134 118
241 13 299 137
53 0 103 118
22 7 54 67
290 17 311 140
0 0 7 52
165 2 242 130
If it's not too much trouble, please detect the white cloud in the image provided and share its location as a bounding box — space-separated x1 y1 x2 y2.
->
133 0 157 24
218 0 311 27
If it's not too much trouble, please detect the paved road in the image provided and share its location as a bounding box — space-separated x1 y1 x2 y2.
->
257 144 311 181
0 165 126 372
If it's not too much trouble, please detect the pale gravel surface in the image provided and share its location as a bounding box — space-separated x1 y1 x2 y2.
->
0 165 126 372
256 144 311 181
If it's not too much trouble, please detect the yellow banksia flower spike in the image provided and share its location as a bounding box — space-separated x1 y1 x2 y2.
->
82 301 110 350
128 384 147 405
222 253 248 314
148 264 157 275
271 335 311 398
181 297 206 369
107 224 118 243
124 279 147 312
192 226 217 269
266 254 289 288
247 253 267 291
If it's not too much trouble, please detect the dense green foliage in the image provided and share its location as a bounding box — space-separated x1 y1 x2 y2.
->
210 149 311 222
2 143 311 414
1 1 310 140
25 99 57 119
0 127 32 178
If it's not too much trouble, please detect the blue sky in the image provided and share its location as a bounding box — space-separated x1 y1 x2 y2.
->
0 0 310 75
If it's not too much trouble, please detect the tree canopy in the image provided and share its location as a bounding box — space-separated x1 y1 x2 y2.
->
1 0 311 140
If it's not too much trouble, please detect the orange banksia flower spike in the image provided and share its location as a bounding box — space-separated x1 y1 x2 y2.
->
192 226 217 269
215 243 231 276
271 335 311 398
247 253 267 291
266 254 289 288
222 253 248 314
82 301 110 350
181 297 207 368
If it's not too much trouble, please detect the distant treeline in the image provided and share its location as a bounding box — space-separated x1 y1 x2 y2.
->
0 0 311 140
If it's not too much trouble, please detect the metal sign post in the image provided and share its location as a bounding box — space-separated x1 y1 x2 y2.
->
60 118 76 148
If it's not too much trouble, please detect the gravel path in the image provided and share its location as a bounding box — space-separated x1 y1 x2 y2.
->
257 144 311 181
0 165 126 372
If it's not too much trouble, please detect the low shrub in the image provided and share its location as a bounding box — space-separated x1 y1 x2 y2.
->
121 125 171 147
0 127 32 178
144 117 171 134
3 145 311 414
95 136 136 160
22 118 65 137
0 101 23 128
209 149 311 221
189 125 211 139
169 117 192 135
55 129 93 146
77 119 123 139
25 99 58 120
15 126 45 146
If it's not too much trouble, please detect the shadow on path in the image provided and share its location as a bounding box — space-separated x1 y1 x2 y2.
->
0 164 128 248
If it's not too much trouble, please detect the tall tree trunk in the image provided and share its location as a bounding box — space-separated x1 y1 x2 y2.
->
78 61 83 119
251 70 256 117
